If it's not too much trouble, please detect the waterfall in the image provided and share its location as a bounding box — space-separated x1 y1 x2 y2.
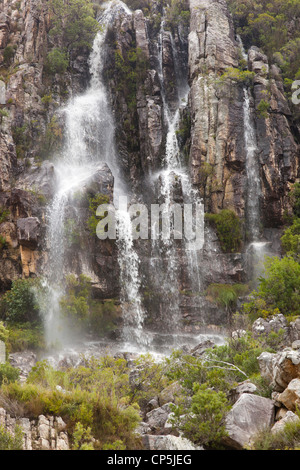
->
243 88 261 241
238 36 269 283
43 0 147 348
148 19 204 334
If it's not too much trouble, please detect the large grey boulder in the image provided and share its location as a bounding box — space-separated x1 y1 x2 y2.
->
224 393 275 449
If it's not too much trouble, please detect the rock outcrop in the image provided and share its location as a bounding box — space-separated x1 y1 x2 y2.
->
0 408 69 450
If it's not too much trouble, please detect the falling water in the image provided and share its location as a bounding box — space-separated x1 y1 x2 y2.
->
43 1 147 348
149 19 204 333
238 36 269 283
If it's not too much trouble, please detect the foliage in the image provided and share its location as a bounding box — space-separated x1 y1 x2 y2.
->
40 115 63 159
281 217 300 258
59 274 119 335
173 384 230 448
289 182 300 218
47 0 100 51
219 67 255 85
0 278 45 324
0 322 9 344
227 0 300 110
249 256 300 316
59 274 91 328
205 283 249 312
45 48 68 75
11 124 30 159
3 45 15 65
0 208 10 224
257 99 270 119
165 0 190 30
87 193 110 235
128 353 171 407
0 356 142 449
205 209 243 252
0 363 19 387
0 424 23 450
6 323 45 353
251 418 300 450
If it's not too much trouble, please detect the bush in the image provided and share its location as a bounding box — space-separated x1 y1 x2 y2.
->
219 67 255 86
252 256 300 316
289 183 300 218
1 356 143 449
0 424 23 450
0 278 44 324
87 193 110 235
175 384 230 448
0 363 19 386
281 218 300 258
45 48 68 75
205 283 249 312
48 0 100 51
205 209 243 252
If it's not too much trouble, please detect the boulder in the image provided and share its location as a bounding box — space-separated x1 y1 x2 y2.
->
258 348 300 392
252 314 289 340
158 381 183 407
228 380 257 404
145 403 172 431
142 434 202 451
224 393 275 449
277 378 300 412
271 411 300 434
17 217 40 249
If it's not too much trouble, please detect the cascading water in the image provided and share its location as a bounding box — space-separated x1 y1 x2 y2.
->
238 36 270 283
148 18 204 336
43 0 147 349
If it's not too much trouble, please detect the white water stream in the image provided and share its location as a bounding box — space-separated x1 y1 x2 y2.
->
44 1 148 348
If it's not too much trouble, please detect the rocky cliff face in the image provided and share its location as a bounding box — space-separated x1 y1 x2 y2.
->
0 0 299 331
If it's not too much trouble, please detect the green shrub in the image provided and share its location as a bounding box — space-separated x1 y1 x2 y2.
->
205 283 249 312
0 363 19 386
250 256 300 316
45 48 68 75
257 99 270 118
281 217 300 258
48 0 100 51
219 67 255 86
0 424 23 450
205 209 243 252
1 356 142 449
251 419 300 450
87 193 110 235
0 278 45 324
289 183 300 218
3 45 15 64
7 323 45 352
174 384 230 448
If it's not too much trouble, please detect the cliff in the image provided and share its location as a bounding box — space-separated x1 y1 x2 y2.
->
0 0 299 332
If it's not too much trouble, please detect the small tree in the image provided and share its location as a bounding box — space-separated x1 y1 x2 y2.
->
178 383 230 448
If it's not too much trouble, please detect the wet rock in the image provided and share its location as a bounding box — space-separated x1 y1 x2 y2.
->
17 217 40 249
